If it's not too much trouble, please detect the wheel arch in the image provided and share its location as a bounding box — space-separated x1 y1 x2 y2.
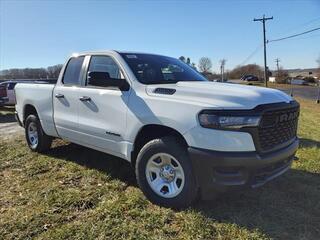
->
23 104 38 124
131 124 188 167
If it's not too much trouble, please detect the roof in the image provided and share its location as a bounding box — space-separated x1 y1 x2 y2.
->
74 50 167 57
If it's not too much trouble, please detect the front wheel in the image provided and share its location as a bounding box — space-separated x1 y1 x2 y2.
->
135 136 198 209
25 114 52 152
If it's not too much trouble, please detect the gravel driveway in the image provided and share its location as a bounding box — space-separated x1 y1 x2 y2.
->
0 121 24 140
0 107 24 140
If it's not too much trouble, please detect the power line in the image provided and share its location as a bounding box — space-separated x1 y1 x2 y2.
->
268 27 320 42
299 16 320 26
239 44 263 66
275 33 320 41
239 18 320 72
280 16 320 35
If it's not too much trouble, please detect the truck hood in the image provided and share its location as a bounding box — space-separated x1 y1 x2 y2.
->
146 81 293 109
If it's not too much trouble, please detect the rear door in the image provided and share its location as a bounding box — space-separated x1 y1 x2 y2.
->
77 55 131 157
53 56 85 141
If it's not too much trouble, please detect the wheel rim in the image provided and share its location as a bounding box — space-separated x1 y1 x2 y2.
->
27 122 38 148
145 153 185 198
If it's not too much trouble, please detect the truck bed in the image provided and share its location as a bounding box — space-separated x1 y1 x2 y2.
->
15 83 59 137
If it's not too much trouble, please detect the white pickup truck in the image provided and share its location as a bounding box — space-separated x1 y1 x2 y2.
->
15 50 300 208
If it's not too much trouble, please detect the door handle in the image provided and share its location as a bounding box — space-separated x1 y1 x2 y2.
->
79 96 91 102
55 93 64 99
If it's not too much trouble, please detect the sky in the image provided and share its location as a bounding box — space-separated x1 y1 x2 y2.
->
0 0 320 72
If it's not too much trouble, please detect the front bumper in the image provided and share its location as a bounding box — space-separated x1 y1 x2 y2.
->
189 138 299 199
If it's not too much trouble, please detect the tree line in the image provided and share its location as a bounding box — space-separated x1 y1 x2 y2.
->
0 64 63 80
1 55 319 83
181 55 266 81
192 56 301 84
194 56 267 81
0 59 266 82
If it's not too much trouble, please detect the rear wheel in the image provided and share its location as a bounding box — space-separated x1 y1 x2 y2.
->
25 114 52 152
135 136 198 209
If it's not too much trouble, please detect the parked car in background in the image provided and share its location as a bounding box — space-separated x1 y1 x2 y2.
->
290 79 307 85
0 81 20 105
0 83 8 106
241 75 259 81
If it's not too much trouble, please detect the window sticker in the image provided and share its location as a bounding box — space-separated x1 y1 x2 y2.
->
126 55 137 59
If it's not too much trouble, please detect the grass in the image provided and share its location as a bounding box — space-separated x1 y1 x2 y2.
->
0 98 319 240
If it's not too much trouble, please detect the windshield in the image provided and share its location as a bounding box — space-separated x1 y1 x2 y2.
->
120 53 208 84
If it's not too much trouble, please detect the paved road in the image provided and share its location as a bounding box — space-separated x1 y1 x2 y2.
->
227 79 319 101
276 85 319 101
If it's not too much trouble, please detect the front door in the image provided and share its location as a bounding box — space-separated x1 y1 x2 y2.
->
77 55 130 157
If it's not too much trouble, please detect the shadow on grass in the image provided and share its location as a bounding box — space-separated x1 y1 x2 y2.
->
195 169 320 239
299 138 320 148
46 142 136 186
45 140 319 239
0 114 15 123
0 106 15 123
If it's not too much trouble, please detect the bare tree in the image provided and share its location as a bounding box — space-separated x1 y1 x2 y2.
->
0 64 63 80
198 57 212 73
191 62 197 70
275 67 289 84
179 56 186 63
229 64 264 80
47 64 63 78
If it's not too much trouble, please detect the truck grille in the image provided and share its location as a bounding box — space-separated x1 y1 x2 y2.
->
258 105 299 151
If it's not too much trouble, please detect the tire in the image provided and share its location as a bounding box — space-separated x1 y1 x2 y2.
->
135 136 198 209
25 114 52 152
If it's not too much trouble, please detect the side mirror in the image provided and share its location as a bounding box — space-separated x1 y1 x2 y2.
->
87 71 129 90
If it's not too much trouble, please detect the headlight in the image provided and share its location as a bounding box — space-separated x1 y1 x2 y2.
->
199 113 261 129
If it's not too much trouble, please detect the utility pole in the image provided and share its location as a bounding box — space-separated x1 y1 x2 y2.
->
275 58 280 74
220 59 226 82
275 58 281 84
317 80 320 104
254 15 273 87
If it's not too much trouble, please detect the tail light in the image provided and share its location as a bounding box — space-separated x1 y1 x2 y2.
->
0 85 7 97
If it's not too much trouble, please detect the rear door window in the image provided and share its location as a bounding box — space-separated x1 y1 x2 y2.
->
63 56 85 85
